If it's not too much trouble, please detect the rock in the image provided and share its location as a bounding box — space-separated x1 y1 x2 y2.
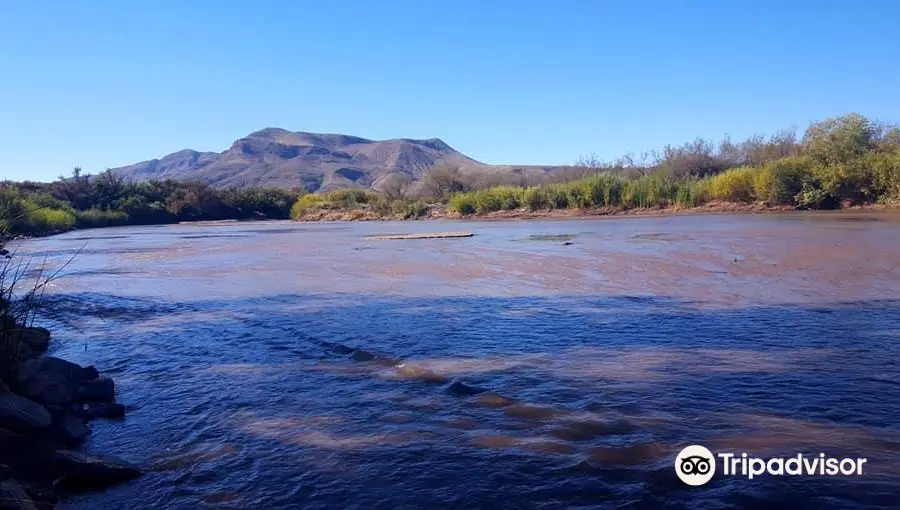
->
0 479 38 510
349 350 376 362
0 428 58 482
3 328 50 353
77 378 115 403
14 357 90 407
445 380 486 396
0 393 51 431
0 330 52 377
54 450 141 490
0 379 8 393
394 364 448 384
476 392 516 407
81 366 100 382
51 413 91 446
82 402 125 420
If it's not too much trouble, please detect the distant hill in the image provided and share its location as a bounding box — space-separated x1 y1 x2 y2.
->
110 128 510 192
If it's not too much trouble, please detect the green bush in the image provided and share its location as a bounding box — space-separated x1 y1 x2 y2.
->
708 167 757 202
75 208 130 229
622 173 677 208
23 204 76 233
290 194 326 219
522 187 549 210
869 149 900 200
674 178 711 207
448 194 477 215
752 157 811 205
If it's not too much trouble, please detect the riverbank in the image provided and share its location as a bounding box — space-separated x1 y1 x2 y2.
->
292 200 900 222
0 325 141 509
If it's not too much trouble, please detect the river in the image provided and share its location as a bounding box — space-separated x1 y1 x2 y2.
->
14 212 900 509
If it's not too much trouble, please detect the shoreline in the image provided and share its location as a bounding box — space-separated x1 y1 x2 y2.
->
293 201 900 222
0 327 142 508
7 202 900 242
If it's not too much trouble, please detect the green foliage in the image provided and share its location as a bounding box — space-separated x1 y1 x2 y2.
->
802 113 879 166
674 178 710 207
752 157 811 205
622 173 678 208
290 194 326 219
708 167 757 202
75 208 130 229
869 148 900 200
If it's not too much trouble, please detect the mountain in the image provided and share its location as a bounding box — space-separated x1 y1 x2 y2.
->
110 128 493 192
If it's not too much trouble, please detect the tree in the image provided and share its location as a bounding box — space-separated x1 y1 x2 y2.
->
92 169 128 209
51 167 94 210
802 113 877 166
379 173 412 200
420 165 470 199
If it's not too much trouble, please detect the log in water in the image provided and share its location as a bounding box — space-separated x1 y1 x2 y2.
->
363 231 474 240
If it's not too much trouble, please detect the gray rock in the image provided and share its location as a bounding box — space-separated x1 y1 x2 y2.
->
0 479 38 510
82 402 125 420
14 357 90 407
54 450 141 490
77 378 115 403
0 393 51 431
51 413 92 446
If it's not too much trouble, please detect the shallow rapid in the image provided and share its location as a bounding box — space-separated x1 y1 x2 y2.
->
15 212 900 509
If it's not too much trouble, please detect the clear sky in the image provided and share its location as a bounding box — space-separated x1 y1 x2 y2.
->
1 0 899 182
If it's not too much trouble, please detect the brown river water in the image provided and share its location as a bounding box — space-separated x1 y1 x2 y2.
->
13 212 900 509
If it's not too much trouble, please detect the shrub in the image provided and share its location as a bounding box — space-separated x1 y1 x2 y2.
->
753 157 811 205
74 208 129 229
708 167 757 202
290 194 326 219
24 204 77 232
622 173 677 208
522 187 549 211
869 149 900 200
674 178 711 208
448 194 477 215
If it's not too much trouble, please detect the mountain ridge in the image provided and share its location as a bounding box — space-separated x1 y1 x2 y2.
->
110 128 494 192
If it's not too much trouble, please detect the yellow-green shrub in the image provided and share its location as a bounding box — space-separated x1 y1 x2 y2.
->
290 194 326 219
709 167 757 202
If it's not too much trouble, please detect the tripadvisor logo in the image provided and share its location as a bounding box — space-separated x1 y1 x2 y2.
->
675 445 868 486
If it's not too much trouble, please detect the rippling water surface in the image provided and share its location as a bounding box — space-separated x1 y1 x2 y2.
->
13 213 900 509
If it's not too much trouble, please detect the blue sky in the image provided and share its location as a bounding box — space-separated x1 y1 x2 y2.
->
2 0 899 182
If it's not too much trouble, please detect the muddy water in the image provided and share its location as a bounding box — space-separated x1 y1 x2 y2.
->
14 212 900 509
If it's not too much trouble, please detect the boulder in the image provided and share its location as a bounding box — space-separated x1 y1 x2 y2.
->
77 378 115 403
81 366 100 382
0 428 58 482
50 413 91 446
445 380 486 396
0 393 51 432
475 392 516 408
53 450 141 490
82 402 125 420
0 479 38 510
14 357 90 408
394 364 448 384
2 329 50 354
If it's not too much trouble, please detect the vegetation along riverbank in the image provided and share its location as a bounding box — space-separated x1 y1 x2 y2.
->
2 113 899 235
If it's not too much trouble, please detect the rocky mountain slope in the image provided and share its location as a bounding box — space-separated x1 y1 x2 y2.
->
110 128 495 192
